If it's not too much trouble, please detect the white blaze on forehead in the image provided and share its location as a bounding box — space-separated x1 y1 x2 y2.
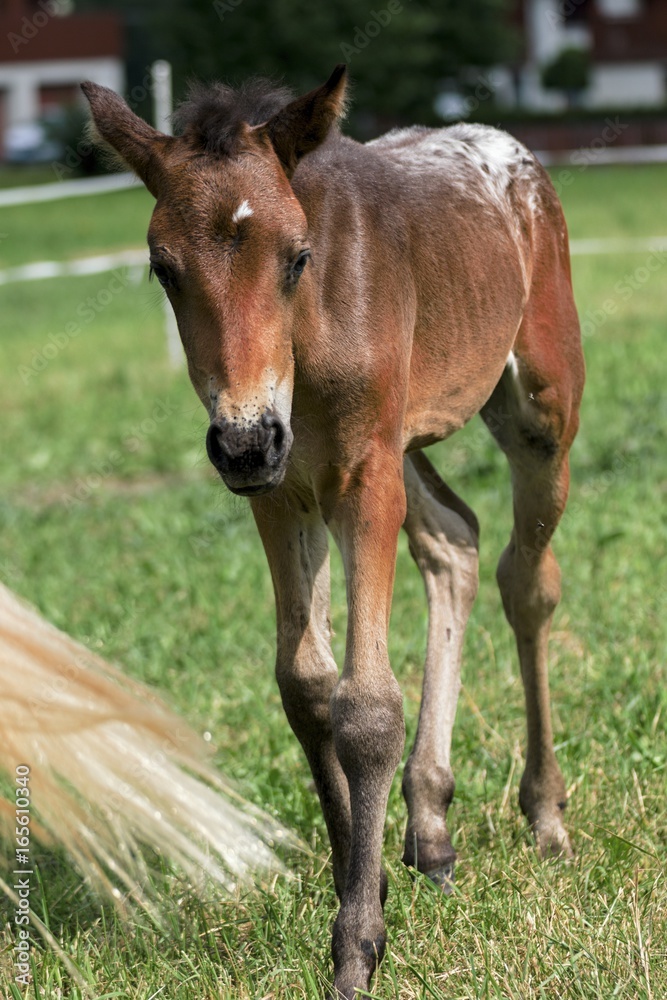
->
231 199 253 224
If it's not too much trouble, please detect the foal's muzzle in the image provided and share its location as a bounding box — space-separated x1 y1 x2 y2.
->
205 411 292 495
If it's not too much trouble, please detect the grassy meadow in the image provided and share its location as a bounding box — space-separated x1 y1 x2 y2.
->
0 163 665 999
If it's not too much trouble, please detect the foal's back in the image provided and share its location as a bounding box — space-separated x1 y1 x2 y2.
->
293 122 573 452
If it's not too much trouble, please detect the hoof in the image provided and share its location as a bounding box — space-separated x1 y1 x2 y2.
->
403 835 457 893
331 914 385 1000
520 775 573 861
328 985 365 1000
536 825 574 861
331 940 383 1000
424 861 456 894
531 808 574 861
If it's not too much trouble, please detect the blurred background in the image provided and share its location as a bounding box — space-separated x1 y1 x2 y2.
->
1 0 667 169
1 3 665 997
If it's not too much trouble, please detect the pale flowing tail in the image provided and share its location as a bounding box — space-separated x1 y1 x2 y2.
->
0 582 293 914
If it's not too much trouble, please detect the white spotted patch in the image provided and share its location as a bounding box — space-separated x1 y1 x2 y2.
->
369 122 541 295
232 199 253 224
368 123 537 210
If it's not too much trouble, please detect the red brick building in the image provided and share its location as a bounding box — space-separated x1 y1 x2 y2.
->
513 0 667 109
0 0 123 156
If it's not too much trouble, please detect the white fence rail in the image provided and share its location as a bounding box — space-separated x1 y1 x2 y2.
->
2 166 666 369
0 173 137 208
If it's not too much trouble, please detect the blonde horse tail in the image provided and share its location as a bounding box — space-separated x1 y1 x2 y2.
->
0 582 292 917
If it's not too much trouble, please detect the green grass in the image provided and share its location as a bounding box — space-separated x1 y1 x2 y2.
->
0 165 62 190
0 186 152 269
0 165 665 998
549 163 667 240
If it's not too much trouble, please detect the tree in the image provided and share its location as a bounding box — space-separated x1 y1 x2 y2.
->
78 0 518 136
541 47 591 110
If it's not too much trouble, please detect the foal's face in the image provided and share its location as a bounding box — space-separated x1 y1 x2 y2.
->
82 65 346 495
148 153 308 495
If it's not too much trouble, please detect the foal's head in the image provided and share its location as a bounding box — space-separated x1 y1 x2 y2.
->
83 67 347 495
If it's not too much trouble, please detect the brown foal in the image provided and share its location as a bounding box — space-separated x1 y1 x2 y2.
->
83 66 585 997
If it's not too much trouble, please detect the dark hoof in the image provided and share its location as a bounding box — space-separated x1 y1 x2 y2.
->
330 942 382 1000
331 917 385 999
425 861 456 894
526 810 574 860
327 987 362 1000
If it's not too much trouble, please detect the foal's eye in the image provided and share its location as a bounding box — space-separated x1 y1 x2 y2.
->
288 249 311 284
149 262 173 289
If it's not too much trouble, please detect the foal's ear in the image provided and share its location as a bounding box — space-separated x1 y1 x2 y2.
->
80 81 170 198
261 64 348 178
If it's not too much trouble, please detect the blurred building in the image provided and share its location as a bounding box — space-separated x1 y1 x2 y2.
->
0 0 123 159
514 0 667 110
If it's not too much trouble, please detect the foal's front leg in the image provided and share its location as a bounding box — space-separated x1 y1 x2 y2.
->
327 449 406 999
251 495 353 896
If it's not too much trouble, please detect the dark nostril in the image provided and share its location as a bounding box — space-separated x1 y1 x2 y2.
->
206 422 228 470
272 418 285 454
206 413 289 480
261 412 285 457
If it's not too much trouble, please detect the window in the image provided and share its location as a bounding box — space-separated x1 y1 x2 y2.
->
596 0 641 17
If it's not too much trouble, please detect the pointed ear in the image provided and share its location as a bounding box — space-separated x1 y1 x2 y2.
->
80 81 170 198
260 64 348 178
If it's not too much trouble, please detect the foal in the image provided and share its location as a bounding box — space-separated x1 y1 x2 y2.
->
83 66 585 997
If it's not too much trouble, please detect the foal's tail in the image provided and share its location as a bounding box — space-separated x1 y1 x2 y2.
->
0 583 292 916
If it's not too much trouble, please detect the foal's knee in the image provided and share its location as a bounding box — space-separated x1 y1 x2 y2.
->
330 671 405 784
276 643 338 737
402 759 455 817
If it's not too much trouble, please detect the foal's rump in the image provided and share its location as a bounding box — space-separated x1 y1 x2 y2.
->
367 123 574 449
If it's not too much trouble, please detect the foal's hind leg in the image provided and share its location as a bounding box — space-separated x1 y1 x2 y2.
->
401 452 479 887
482 335 583 857
495 454 573 856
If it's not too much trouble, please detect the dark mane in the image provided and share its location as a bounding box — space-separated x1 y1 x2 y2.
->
174 78 294 157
